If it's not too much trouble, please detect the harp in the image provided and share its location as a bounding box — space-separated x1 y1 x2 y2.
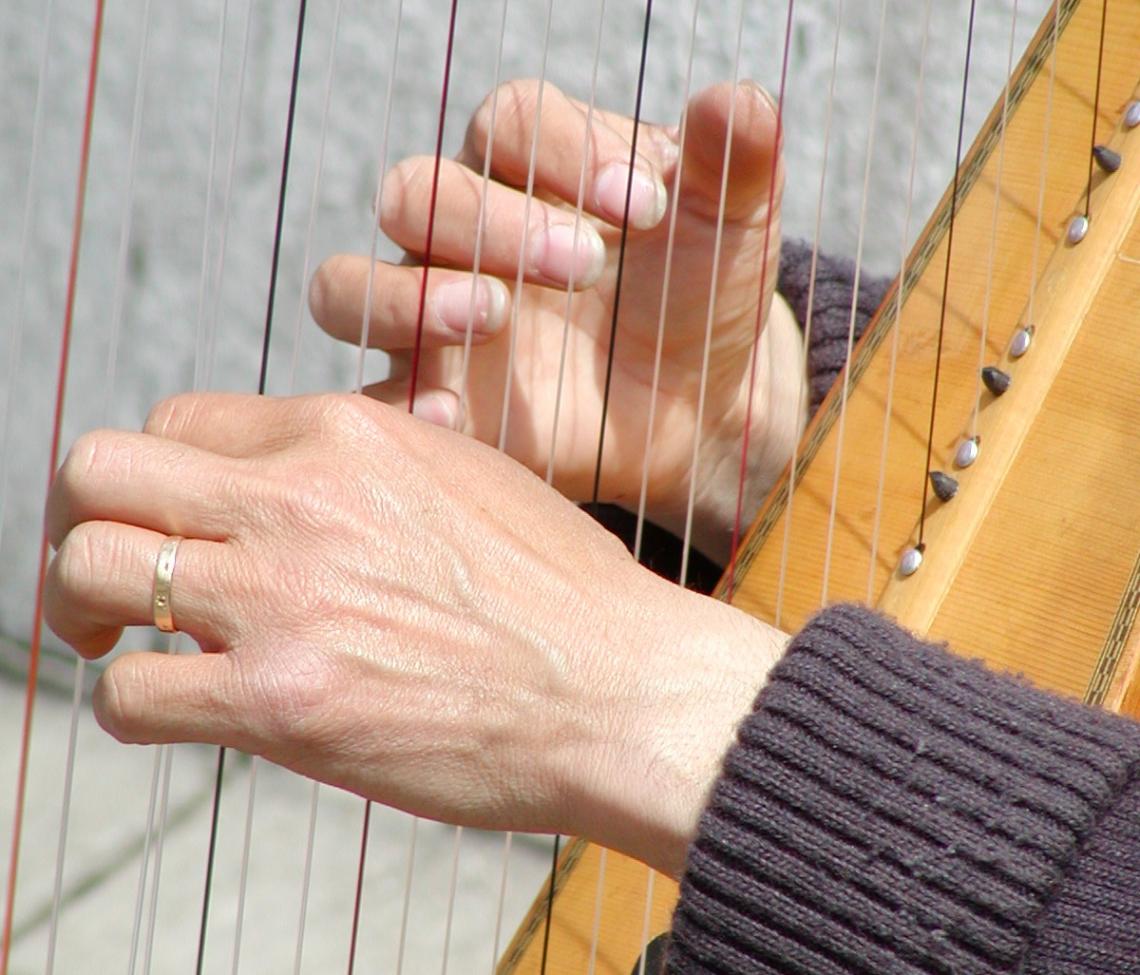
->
3 0 1139 973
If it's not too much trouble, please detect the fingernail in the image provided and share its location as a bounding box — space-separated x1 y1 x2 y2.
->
433 278 506 335
531 222 605 286
411 390 458 429
593 163 667 230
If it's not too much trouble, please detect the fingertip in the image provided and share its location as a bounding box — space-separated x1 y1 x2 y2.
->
432 275 509 339
592 163 668 231
93 650 234 747
682 81 781 219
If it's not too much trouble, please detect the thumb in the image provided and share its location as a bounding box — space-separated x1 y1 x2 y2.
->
678 80 782 223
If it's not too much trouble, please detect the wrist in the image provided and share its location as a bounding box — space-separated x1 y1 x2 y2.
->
563 571 787 877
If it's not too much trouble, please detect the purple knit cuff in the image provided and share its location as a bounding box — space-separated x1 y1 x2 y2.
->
668 604 1140 974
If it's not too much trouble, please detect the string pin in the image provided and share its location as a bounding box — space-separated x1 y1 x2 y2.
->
1126 100 1140 129
954 436 980 469
1009 325 1033 358
1066 214 1089 245
1092 145 1121 174
899 546 924 578
929 471 959 502
981 365 1012 396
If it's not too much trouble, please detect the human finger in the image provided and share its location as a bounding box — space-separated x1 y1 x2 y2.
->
462 79 668 231
46 430 248 547
361 380 463 432
308 255 510 351
678 81 781 223
44 525 230 658
142 392 314 457
93 650 252 749
380 156 606 289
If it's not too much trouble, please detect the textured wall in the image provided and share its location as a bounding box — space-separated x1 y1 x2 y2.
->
1 0 1046 643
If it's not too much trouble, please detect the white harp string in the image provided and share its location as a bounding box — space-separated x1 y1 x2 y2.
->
970 0 1022 438
773 0 845 630
0 0 58 559
1025 3 1062 330
48 0 153 966
818 0 890 606
866 0 935 604
677 0 750 589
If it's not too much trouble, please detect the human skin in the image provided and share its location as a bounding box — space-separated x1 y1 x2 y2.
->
44 81 802 879
309 79 807 564
44 393 785 878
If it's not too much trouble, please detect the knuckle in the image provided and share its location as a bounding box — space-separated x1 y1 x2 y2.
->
62 430 116 488
52 521 109 603
468 80 543 168
143 394 192 438
308 257 337 323
249 654 344 748
311 393 384 444
93 658 144 742
379 157 425 234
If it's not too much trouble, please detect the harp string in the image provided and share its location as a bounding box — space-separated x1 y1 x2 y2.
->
969 0 1021 439
496 1 558 454
1024 2 1062 331
817 0 890 606
141 4 259 967
867 0 936 603
200 0 259 389
630 0 698 577
1083 0 1110 219
196 2 312 970
622 0 701 968
774 0 845 629
228 4 347 969
0 0 59 559
677 0 750 590
917 0 979 551
724 0 796 591
46 1 155 969
0 1 106 970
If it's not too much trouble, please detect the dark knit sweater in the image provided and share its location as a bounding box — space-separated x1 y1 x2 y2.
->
667 605 1140 974
663 244 1140 973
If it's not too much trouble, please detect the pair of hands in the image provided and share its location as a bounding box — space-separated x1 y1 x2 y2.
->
44 81 798 877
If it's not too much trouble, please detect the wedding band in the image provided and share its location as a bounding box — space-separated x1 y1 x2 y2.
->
153 535 184 633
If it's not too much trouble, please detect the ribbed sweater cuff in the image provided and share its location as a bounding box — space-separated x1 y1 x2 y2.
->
668 604 1140 974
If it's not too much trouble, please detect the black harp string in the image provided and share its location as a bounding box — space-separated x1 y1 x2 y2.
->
588 0 655 512
1083 0 1109 218
195 2 310 972
917 0 978 551
538 3 656 974
347 1 461 971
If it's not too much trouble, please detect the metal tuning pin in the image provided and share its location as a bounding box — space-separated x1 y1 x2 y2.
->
955 436 980 469
1067 214 1090 244
899 545 924 578
1093 145 1122 174
981 365 1012 396
1126 100 1140 129
1009 325 1033 358
929 470 959 502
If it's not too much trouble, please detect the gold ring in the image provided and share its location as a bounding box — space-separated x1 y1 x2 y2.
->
153 535 184 633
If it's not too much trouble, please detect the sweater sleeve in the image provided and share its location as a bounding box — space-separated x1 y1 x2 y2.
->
667 604 1140 975
777 239 892 414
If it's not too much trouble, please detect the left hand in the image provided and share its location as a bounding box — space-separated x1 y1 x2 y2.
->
43 393 784 876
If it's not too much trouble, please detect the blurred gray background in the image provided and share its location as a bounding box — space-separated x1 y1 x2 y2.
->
1 0 1048 971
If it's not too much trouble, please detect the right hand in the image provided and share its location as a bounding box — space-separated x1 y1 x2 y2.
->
309 80 806 562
